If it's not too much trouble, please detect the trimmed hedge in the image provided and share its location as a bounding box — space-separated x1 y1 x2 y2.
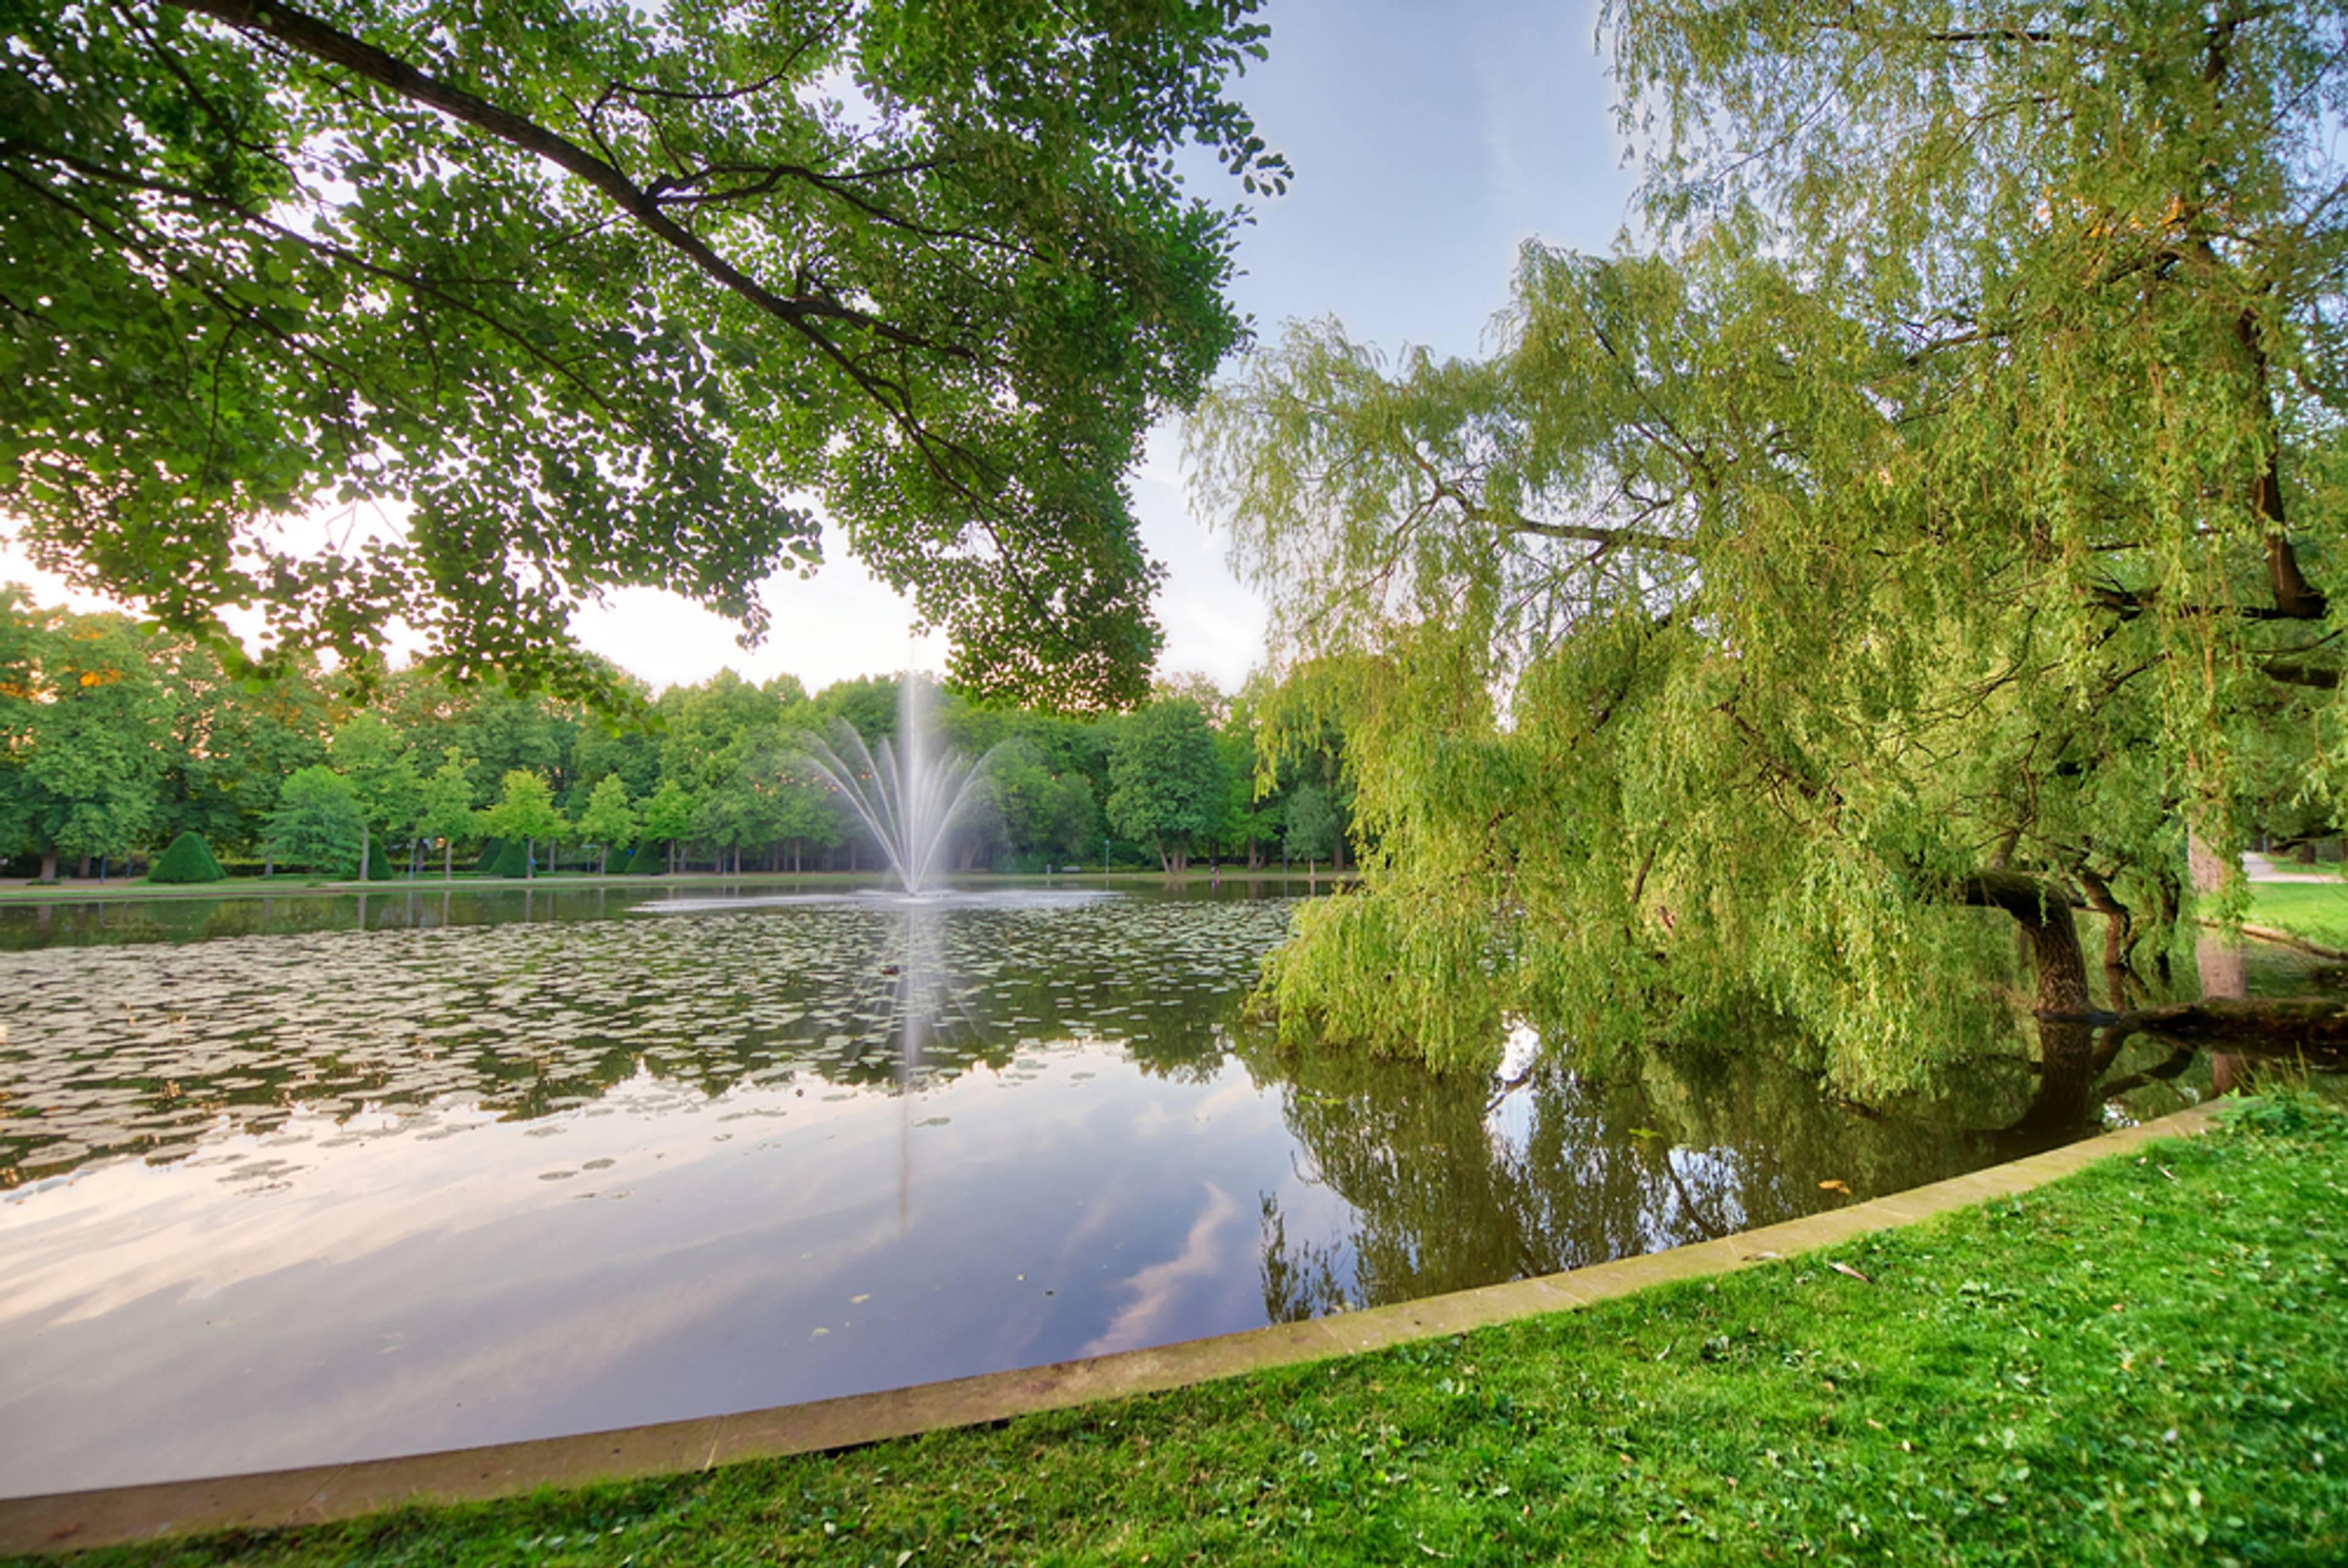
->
623 843 665 875
491 839 531 878
148 831 226 884
475 837 506 874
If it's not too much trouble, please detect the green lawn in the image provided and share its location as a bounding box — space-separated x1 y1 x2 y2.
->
2247 882 2348 951
28 1099 2348 1567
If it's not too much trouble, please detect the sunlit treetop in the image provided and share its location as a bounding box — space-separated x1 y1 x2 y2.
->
0 0 1290 708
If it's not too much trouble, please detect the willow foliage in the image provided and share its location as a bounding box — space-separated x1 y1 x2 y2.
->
1193 1 2346 1092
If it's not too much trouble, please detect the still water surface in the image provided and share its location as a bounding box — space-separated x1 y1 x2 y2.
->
0 882 2210 1496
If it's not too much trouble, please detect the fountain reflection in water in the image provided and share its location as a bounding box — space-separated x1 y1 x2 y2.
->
635 674 1110 1221
799 675 995 896
795 674 1002 1225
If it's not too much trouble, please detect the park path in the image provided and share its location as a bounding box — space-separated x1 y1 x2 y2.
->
2242 852 2343 884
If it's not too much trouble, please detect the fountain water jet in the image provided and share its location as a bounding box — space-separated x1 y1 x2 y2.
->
797 675 995 896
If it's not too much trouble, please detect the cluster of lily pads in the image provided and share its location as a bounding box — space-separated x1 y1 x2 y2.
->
0 898 1299 1185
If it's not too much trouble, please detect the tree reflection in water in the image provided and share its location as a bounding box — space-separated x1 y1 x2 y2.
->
1248 1028 2013 1323
1243 988 2300 1326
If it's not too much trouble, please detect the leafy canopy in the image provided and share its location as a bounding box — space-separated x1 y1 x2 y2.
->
0 587 173 867
481 768 566 846
267 763 363 874
414 748 481 848
574 774 638 852
2 0 1288 707
1192 0 2348 1089
1106 694 1225 870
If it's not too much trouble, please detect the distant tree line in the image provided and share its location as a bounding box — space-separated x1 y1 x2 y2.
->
0 588 1352 882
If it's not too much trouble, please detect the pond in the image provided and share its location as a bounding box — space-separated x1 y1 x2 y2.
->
0 881 2224 1497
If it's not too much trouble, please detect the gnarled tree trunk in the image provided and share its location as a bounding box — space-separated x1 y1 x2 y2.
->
1957 870 2091 1017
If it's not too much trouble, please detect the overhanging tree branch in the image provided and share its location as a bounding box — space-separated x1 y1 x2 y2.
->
175 0 964 363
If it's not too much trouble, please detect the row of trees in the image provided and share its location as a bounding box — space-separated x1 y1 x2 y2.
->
0 588 1353 882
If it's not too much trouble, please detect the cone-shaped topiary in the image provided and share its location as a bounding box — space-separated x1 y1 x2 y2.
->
492 839 531 878
149 831 226 884
623 843 665 875
475 837 505 874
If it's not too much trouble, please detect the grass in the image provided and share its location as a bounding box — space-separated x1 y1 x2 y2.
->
2246 881 2348 951
25 1100 2348 1567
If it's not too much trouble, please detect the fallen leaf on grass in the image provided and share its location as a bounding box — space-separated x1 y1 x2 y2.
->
1818 1179 1852 1196
1828 1261 1873 1284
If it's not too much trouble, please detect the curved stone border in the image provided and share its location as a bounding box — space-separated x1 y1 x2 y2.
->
0 1101 2223 1557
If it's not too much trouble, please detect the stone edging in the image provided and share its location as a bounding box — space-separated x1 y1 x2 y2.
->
0 1101 2224 1558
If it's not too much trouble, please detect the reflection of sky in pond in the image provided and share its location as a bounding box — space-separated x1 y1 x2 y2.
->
0 886 2222 1496
2 1042 1301 1495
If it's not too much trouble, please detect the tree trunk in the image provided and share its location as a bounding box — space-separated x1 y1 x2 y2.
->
443 842 453 882
599 844 609 876
2149 866 2183 982
39 846 56 883
1956 869 2091 1018
525 836 535 879
360 823 370 881
2100 998 2348 1064
2187 825 2250 1089
2074 864 2134 973
2234 307 2330 622
2005 1017 2101 1145
1952 872 2108 1143
2188 826 2248 1000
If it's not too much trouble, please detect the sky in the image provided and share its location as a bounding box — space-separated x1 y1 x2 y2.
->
1 0 1636 698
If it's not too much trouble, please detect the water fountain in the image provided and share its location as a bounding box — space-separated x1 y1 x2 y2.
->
797 675 992 897
641 674 1104 918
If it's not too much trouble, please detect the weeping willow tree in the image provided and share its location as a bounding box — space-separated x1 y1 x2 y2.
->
1191 1 2348 1095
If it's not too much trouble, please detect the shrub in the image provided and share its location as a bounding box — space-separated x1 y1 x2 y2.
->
475 837 505 874
492 839 531 878
623 843 665 875
149 831 226 884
